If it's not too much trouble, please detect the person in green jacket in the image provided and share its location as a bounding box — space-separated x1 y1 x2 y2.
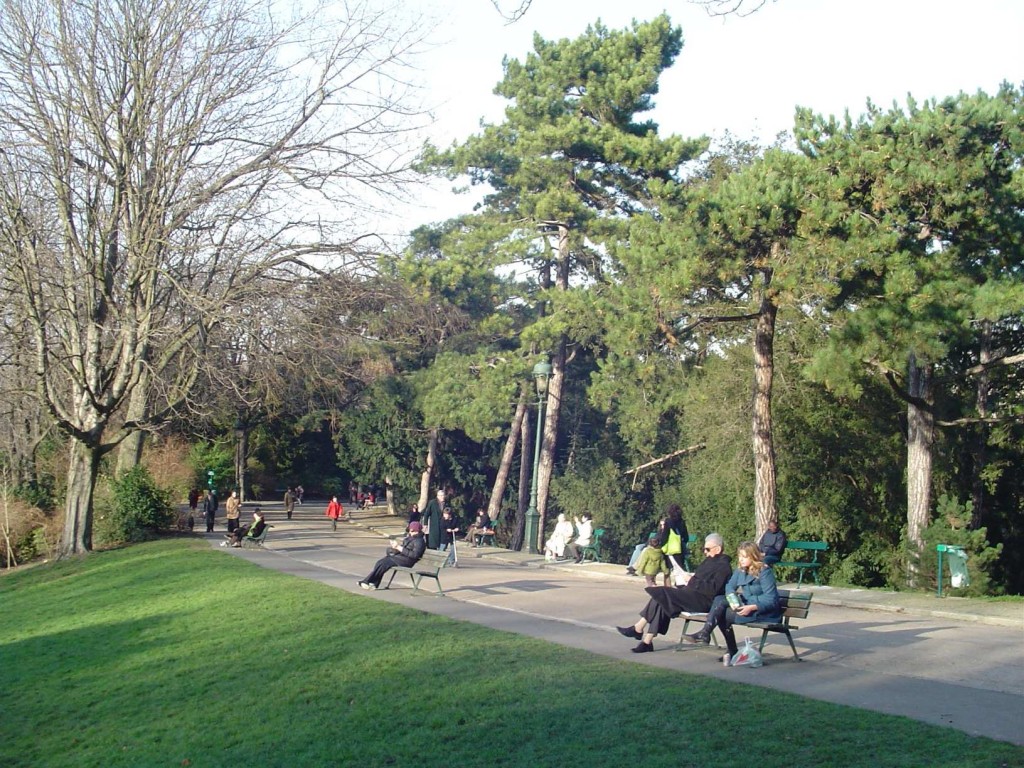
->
636 532 670 587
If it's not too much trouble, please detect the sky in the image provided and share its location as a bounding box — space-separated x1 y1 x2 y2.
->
379 0 1024 237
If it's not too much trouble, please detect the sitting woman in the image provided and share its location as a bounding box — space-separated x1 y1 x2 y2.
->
224 508 268 547
682 540 782 664
543 513 574 562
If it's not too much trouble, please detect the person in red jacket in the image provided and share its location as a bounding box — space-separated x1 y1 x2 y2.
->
325 496 344 530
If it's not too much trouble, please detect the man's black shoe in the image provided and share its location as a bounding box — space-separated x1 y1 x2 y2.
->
616 625 642 640
631 641 654 653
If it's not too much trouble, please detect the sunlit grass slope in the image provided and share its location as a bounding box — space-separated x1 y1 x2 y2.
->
2 540 1021 768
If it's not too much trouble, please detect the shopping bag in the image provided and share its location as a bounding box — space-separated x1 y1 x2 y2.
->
730 637 763 668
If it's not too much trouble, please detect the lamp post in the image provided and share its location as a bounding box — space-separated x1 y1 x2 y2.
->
524 359 552 554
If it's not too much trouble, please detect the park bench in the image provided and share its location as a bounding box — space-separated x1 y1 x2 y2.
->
579 528 606 563
240 525 271 549
474 520 498 547
675 589 814 661
776 541 828 585
383 549 450 596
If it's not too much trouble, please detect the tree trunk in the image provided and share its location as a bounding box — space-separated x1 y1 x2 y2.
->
906 353 935 584
417 427 439 511
234 426 248 501
533 224 570 551
115 367 152 476
488 387 528 524
60 439 102 556
384 474 396 516
752 268 779 540
970 323 992 529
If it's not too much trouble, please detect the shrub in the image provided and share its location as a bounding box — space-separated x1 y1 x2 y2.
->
106 466 175 543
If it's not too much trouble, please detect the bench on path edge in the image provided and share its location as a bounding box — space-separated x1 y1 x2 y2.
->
240 525 272 549
383 549 451 596
776 541 829 586
674 589 814 661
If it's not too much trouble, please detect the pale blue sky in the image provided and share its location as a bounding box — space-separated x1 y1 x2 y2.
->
383 0 1024 235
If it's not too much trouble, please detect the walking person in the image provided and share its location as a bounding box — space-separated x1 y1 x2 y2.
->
325 495 344 531
284 487 295 520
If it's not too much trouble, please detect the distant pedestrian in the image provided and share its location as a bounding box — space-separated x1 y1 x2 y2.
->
421 489 445 550
295 485 304 505
326 496 344 531
203 489 217 532
284 487 295 520
225 490 241 533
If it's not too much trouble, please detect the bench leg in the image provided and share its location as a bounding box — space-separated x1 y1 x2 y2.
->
758 627 801 661
675 615 719 650
382 570 399 590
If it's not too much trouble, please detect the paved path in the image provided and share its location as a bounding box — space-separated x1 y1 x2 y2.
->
209 503 1024 746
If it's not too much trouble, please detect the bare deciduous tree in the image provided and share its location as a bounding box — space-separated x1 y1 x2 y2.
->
0 0 428 555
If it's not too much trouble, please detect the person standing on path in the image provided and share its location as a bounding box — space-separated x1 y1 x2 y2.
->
203 489 217 532
295 485 304 505
284 487 295 520
225 490 241 534
421 489 445 550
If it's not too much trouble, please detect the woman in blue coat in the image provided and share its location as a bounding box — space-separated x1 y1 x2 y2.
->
681 540 781 663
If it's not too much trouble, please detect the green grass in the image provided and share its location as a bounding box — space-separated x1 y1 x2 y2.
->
2 540 1021 768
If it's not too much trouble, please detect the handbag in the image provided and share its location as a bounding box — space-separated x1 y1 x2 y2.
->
669 555 689 586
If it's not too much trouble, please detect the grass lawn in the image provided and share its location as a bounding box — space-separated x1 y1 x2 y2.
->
2 539 1021 768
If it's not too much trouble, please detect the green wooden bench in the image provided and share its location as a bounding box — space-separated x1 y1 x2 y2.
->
579 528 606 563
776 540 828 585
383 549 451 596
474 520 498 547
745 589 813 661
675 589 813 661
240 525 271 549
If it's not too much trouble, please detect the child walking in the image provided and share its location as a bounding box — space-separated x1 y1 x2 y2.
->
636 532 669 587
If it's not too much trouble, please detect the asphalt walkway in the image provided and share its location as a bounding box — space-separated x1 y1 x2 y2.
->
208 502 1024 746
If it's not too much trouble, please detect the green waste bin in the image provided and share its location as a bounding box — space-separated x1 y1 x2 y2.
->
936 544 969 597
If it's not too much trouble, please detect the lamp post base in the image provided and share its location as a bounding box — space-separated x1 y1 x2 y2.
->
524 505 540 554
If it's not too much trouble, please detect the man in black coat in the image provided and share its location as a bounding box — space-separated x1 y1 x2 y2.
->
616 532 732 653
358 522 427 589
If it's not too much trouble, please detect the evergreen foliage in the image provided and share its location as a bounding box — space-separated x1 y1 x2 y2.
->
106 466 175 543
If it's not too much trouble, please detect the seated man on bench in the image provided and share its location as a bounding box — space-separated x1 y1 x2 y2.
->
615 532 732 653
224 507 267 547
358 521 426 590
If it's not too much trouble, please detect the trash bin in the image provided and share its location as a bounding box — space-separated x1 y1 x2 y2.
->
936 544 969 596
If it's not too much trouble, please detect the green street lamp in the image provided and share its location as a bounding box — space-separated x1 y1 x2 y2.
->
524 359 552 554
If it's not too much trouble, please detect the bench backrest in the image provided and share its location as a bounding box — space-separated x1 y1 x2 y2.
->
776 589 813 621
418 550 451 570
787 541 829 551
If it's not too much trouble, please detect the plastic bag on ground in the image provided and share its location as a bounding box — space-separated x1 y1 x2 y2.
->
731 637 763 668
